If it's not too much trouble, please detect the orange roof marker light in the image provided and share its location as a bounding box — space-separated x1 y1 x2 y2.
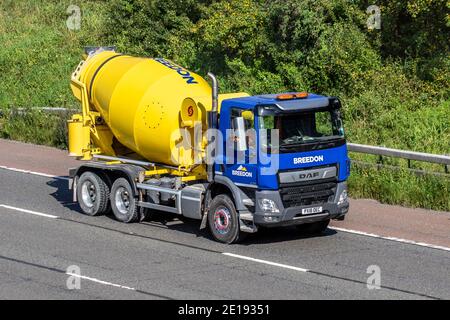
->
294 92 308 99
276 92 309 101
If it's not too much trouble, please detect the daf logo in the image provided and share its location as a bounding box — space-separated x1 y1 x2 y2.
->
299 172 320 180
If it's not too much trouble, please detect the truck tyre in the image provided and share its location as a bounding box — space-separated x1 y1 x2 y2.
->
77 171 110 216
110 178 139 223
208 194 243 244
296 219 330 234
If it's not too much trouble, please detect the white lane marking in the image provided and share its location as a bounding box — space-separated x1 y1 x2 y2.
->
0 204 59 219
329 226 450 252
0 165 68 180
66 272 136 291
223 252 309 272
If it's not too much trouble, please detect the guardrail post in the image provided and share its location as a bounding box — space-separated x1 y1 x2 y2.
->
446 155 449 174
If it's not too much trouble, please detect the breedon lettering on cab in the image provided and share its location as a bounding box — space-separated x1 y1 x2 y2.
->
68 48 350 244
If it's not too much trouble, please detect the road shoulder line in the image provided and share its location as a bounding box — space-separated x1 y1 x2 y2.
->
0 165 68 180
329 226 450 252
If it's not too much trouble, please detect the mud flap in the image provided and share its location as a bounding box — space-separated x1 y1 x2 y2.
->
71 177 77 202
200 189 212 230
200 212 208 230
138 190 148 222
139 207 148 222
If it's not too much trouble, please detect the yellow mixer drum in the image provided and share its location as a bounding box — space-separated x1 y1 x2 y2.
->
72 50 214 168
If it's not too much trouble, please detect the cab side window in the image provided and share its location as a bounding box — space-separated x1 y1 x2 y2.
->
230 108 256 157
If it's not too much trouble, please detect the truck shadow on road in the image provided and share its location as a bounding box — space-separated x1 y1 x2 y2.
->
47 178 337 245
47 178 80 212
141 214 338 245
239 226 337 245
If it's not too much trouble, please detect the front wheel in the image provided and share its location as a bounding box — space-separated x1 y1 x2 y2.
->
208 195 244 244
110 178 139 223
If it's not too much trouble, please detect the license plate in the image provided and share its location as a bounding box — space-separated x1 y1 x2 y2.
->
301 206 323 215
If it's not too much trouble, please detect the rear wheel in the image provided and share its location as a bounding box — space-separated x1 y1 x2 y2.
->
296 219 330 234
77 171 110 216
110 178 139 223
208 195 244 244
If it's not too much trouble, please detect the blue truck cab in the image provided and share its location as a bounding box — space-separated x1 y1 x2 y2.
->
212 92 350 233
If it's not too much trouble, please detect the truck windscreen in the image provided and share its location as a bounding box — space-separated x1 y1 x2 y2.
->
258 108 345 153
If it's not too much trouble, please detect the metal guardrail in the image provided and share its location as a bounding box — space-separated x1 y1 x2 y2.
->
28 107 76 112
16 107 77 113
348 143 450 175
0 107 77 117
347 143 450 166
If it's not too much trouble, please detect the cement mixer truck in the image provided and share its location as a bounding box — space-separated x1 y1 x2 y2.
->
68 47 350 243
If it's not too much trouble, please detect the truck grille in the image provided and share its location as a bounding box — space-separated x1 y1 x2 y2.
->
280 178 337 208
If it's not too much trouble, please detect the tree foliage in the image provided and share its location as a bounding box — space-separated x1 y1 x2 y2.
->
106 0 448 94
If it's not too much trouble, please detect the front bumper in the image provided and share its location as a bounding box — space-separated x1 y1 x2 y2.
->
253 181 349 227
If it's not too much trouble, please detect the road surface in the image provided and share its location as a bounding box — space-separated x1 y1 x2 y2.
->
0 139 449 299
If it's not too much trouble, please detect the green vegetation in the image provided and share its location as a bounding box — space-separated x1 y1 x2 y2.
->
0 0 107 108
0 0 449 210
0 0 106 148
0 108 71 149
350 165 450 211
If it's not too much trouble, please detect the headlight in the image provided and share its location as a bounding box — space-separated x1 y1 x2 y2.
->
338 190 348 205
259 198 280 213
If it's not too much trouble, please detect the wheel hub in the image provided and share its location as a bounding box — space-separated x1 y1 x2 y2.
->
81 181 96 208
214 207 231 235
115 187 130 215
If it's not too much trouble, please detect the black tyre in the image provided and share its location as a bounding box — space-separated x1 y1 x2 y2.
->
77 171 110 216
296 219 330 234
208 195 243 244
110 178 139 223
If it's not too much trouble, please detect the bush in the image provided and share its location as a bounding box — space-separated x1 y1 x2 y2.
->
0 0 108 108
349 164 450 211
0 109 71 149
